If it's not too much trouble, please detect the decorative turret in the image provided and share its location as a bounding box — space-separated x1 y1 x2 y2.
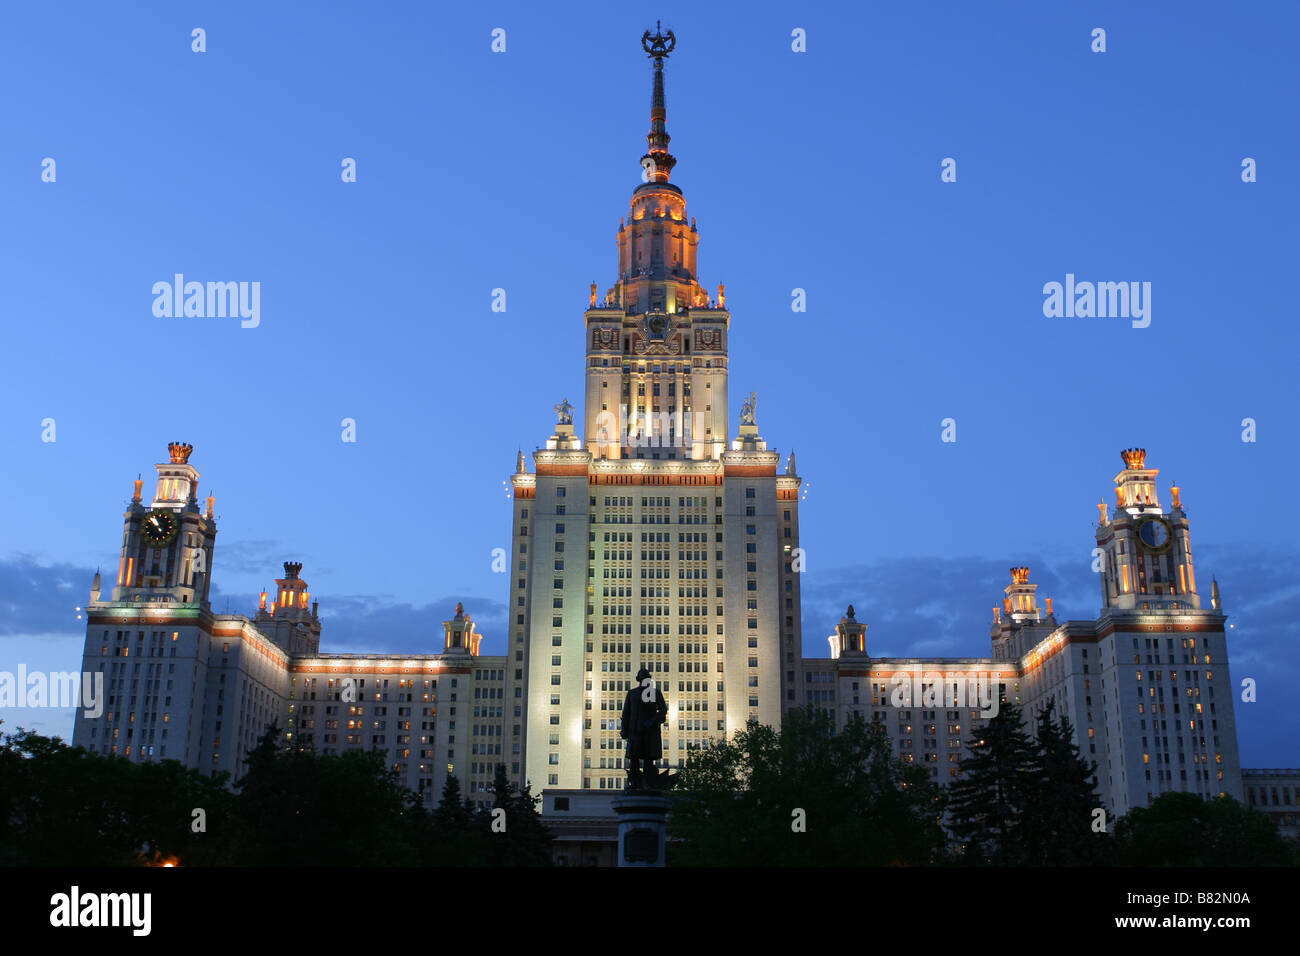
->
443 602 483 656
1114 447 1160 512
830 604 868 660
988 565 1059 660
152 440 199 506
255 560 320 655
1004 568 1039 622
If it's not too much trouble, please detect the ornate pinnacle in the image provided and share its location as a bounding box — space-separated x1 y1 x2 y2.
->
1120 447 1147 469
641 20 675 59
168 441 194 464
639 21 677 183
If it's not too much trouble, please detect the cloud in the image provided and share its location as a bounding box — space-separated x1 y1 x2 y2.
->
313 593 510 657
799 555 1049 658
212 538 291 577
0 555 93 636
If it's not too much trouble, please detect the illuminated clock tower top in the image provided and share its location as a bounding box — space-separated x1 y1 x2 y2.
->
1095 448 1201 611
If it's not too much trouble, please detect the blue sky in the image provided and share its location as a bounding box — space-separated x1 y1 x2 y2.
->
1 2 1297 766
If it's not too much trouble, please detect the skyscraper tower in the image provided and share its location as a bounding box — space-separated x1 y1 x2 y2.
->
513 26 805 793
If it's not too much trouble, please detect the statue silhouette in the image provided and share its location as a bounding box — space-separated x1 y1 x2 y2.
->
621 667 669 789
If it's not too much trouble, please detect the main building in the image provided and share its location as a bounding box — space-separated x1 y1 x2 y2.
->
73 28 1278 838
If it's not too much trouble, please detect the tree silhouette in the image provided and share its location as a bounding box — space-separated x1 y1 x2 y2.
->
670 707 946 866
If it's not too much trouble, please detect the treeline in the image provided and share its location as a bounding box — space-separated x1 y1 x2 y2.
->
4 713 1293 867
0 723 552 866
668 704 1299 866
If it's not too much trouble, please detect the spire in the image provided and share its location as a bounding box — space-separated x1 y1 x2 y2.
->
1211 576 1221 611
639 21 677 183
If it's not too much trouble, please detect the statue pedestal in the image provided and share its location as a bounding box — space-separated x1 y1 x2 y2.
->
612 792 671 867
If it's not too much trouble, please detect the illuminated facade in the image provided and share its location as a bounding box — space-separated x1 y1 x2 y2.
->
71 32 1260 841
511 27 803 794
815 448 1245 820
71 445 513 810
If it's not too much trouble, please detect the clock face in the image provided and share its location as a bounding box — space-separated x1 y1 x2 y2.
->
141 509 179 547
647 313 668 338
1137 517 1172 552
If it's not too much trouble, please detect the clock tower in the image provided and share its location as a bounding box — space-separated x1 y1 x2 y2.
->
111 441 217 608
1095 448 1200 611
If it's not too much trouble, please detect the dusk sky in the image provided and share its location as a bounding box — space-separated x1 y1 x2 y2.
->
1 2 1296 766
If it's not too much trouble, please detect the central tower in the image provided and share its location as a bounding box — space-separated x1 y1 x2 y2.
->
583 23 729 461
512 27 804 795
